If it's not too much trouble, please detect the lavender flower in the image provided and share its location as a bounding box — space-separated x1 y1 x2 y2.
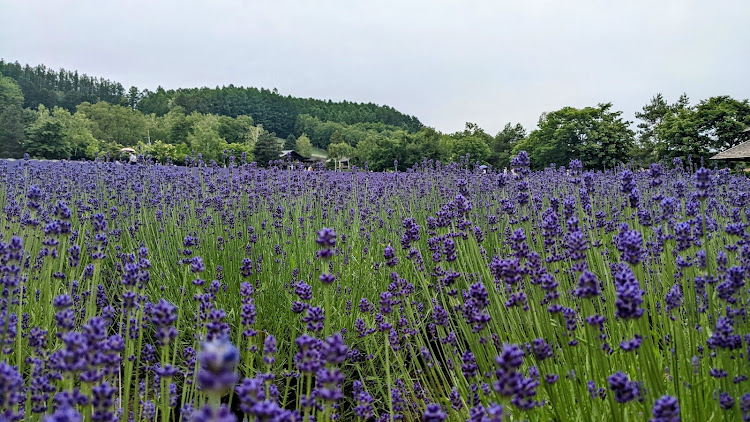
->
422 403 446 422
197 338 240 396
694 167 712 199
613 265 644 319
383 245 398 266
316 228 336 260
149 299 178 346
607 372 638 403
650 395 680 422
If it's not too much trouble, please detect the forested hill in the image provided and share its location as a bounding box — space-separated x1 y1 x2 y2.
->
0 60 423 138
0 61 127 111
139 86 423 139
3 59 747 172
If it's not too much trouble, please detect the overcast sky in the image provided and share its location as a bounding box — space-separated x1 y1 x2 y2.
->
1 0 748 134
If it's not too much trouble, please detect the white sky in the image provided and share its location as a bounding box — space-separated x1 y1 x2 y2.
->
1 0 748 135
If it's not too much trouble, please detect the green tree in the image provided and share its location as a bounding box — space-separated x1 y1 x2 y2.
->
694 96 750 152
187 114 227 162
329 130 345 147
490 123 525 169
515 103 634 170
218 115 255 145
24 106 70 159
643 95 750 162
296 134 313 158
143 140 178 163
460 122 494 144
127 86 141 111
52 107 99 159
354 136 382 169
143 113 172 145
0 71 31 158
253 129 281 166
77 101 147 146
403 127 450 166
633 93 689 164
137 86 171 116
0 105 35 158
163 107 191 144
0 71 24 111
284 134 297 150
225 142 254 163
328 141 353 160
2 60 425 139
328 141 355 170
654 108 702 160
452 135 491 163
445 122 493 164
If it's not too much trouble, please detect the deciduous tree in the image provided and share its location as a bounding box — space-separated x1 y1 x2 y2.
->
24 106 69 159
515 103 634 169
490 123 525 169
187 114 227 162
0 71 24 111
296 134 313 158
0 105 35 158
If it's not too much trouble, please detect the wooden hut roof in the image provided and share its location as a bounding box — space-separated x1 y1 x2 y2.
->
280 150 325 163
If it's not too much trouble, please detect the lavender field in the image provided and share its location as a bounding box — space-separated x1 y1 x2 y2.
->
0 153 748 422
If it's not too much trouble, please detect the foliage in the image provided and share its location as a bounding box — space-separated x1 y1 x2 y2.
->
155 85 422 138
653 107 703 161
351 128 451 171
451 134 491 163
23 106 70 159
694 96 750 152
296 134 313 158
327 141 355 161
52 107 99 159
137 86 170 116
253 129 281 166
284 133 297 150
225 142 254 163
0 59 126 110
0 71 24 111
516 103 634 169
637 95 750 162
186 113 227 163
4 59 750 170
127 86 141 111
634 94 692 163
141 140 177 164
0 105 35 158
217 114 255 145
0 74 33 158
294 113 407 149
491 123 526 169
76 101 148 147
404 128 451 166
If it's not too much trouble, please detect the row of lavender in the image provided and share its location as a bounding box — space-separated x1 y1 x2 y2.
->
0 154 747 421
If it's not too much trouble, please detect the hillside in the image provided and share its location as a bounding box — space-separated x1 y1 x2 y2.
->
0 60 423 139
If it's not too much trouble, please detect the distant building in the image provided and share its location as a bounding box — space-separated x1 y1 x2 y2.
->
710 128 750 162
279 150 325 167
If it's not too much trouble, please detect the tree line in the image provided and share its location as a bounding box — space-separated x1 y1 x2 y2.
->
0 60 422 139
1 60 749 170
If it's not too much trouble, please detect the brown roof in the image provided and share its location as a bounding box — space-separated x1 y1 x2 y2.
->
710 128 750 160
